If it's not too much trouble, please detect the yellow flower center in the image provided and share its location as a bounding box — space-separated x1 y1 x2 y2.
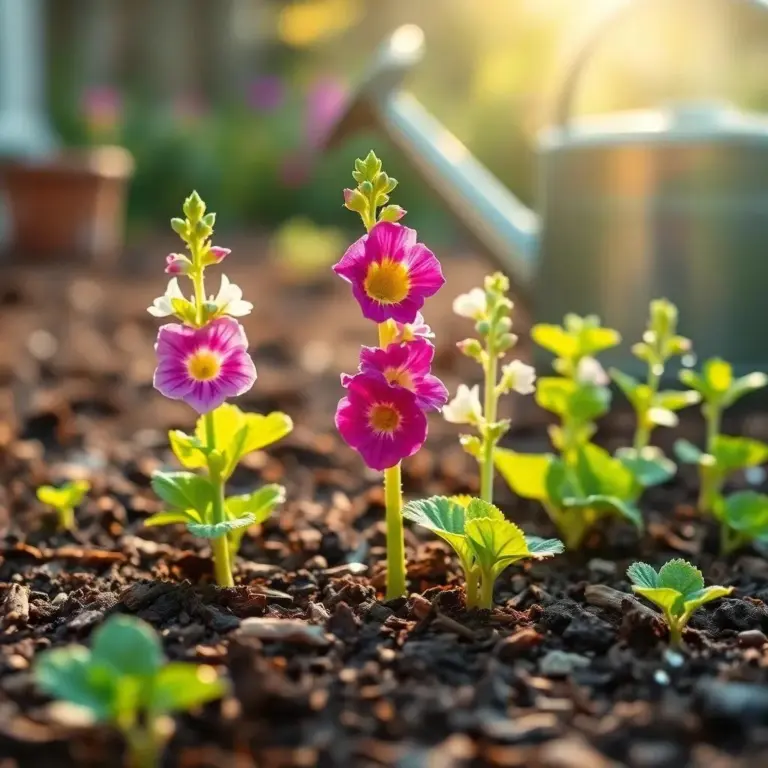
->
363 258 410 304
368 403 401 434
384 367 413 390
186 349 221 381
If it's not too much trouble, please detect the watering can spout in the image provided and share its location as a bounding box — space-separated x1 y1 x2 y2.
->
326 25 539 293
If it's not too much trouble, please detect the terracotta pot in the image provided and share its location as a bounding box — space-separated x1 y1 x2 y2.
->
0 146 133 266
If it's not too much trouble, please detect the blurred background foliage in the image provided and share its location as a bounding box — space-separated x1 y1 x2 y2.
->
45 0 768 250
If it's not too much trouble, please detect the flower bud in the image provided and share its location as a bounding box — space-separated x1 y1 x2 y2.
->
453 288 487 320
443 384 483 425
499 360 536 395
165 253 192 275
183 191 206 223
343 188 368 215
360 180 374 196
457 338 484 362
170 217 188 237
202 245 231 267
378 205 406 223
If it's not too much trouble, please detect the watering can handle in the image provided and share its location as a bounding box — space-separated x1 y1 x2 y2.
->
553 0 768 128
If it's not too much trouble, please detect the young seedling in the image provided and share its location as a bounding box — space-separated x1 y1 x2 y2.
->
146 404 289 559
627 559 732 647
675 358 768 515
610 298 699 470
34 615 226 768
493 315 649 548
36 480 90 531
713 491 768 555
403 496 563 609
147 193 292 586
446 274 536 503
333 151 447 600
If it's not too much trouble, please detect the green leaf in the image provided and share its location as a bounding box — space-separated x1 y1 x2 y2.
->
34 647 115 721
402 496 472 565
494 449 555 501
679 368 705 396
465 517 530 579
196 405 293 479
658 558 704 598
226 485 285 526
544 459 572 506
569 383 612 423
703 358 733 394
632 586 684 616
683 586 733 613
168 430 208 470
626 561 660 589
616 447 676 488
575 443 639 501
465 498 506 522
151 472 213 515
535 377 575 416
91 616 164 678
187 514 256 539
531 324 578 359
721 491 768 537
723 371 768 408
711 435 768 474
36 480 90 510
144 510 201 527
524 536 565 558
562 494 643 529
170 298 198 326
610 369 644 408
655 390 701 412
579 326 621 356
673 438 704 465
148 662 227 714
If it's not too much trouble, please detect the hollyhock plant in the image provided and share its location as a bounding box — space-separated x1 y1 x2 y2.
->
334 151 446 599
446 273 536 503
147 192 292 587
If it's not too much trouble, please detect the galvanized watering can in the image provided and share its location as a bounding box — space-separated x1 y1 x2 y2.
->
327 1 768 377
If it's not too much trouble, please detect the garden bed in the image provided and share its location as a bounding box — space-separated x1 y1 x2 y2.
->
1 246 768 767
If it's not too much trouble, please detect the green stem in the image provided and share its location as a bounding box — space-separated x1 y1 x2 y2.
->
60 507 75 532
480 347 498 503
479 573 495 610
634 365 662 452
705 403 721 455
384 462 406 599
123 723 163 768
465 567 479 609
205 413 233 588
668 621 683 649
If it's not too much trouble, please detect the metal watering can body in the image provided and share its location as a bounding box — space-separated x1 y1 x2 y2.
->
326 1 768 377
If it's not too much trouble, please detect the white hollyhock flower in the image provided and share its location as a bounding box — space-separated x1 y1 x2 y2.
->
576 356 609 386
147 278 185 317
212 274 253 317
443 384 483 425
452 288 487 320
501 360 536 395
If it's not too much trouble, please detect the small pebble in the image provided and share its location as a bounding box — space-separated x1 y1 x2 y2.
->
738 629 768 648
539 650 590 677
587 558 617 577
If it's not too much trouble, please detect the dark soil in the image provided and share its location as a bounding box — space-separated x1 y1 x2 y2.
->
2 240 768 767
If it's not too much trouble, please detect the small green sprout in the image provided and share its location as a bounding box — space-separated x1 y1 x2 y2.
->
34 615 226 768
496 314 658 548
627 559 733 647
147 404 290 574
610 298 699 463
36 480 90 531
448 273 534 504
675 358 768 518
713 491 768 555
403 496 563 609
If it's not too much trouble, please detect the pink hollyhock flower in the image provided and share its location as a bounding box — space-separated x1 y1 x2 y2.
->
333 222 445 324
153 317 256 414
335 373 427 471
343 340 448 412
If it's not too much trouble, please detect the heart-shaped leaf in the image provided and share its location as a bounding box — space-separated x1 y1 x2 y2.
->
465 517 530 579
91 616 164 679
402 496 473 567
226 485 285 526
168 430 208 470
711 436 768 474
494 449 554 501
151 472 213 516
147 662 227 714
626 561 659 589
632 586 684 616
616 447 676 488
658 558 704 597
682 586 733 613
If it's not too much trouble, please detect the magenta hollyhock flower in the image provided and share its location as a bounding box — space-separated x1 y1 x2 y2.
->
342 340 448 412
333 222 445 324
335 373 427 471
153 317 256 414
